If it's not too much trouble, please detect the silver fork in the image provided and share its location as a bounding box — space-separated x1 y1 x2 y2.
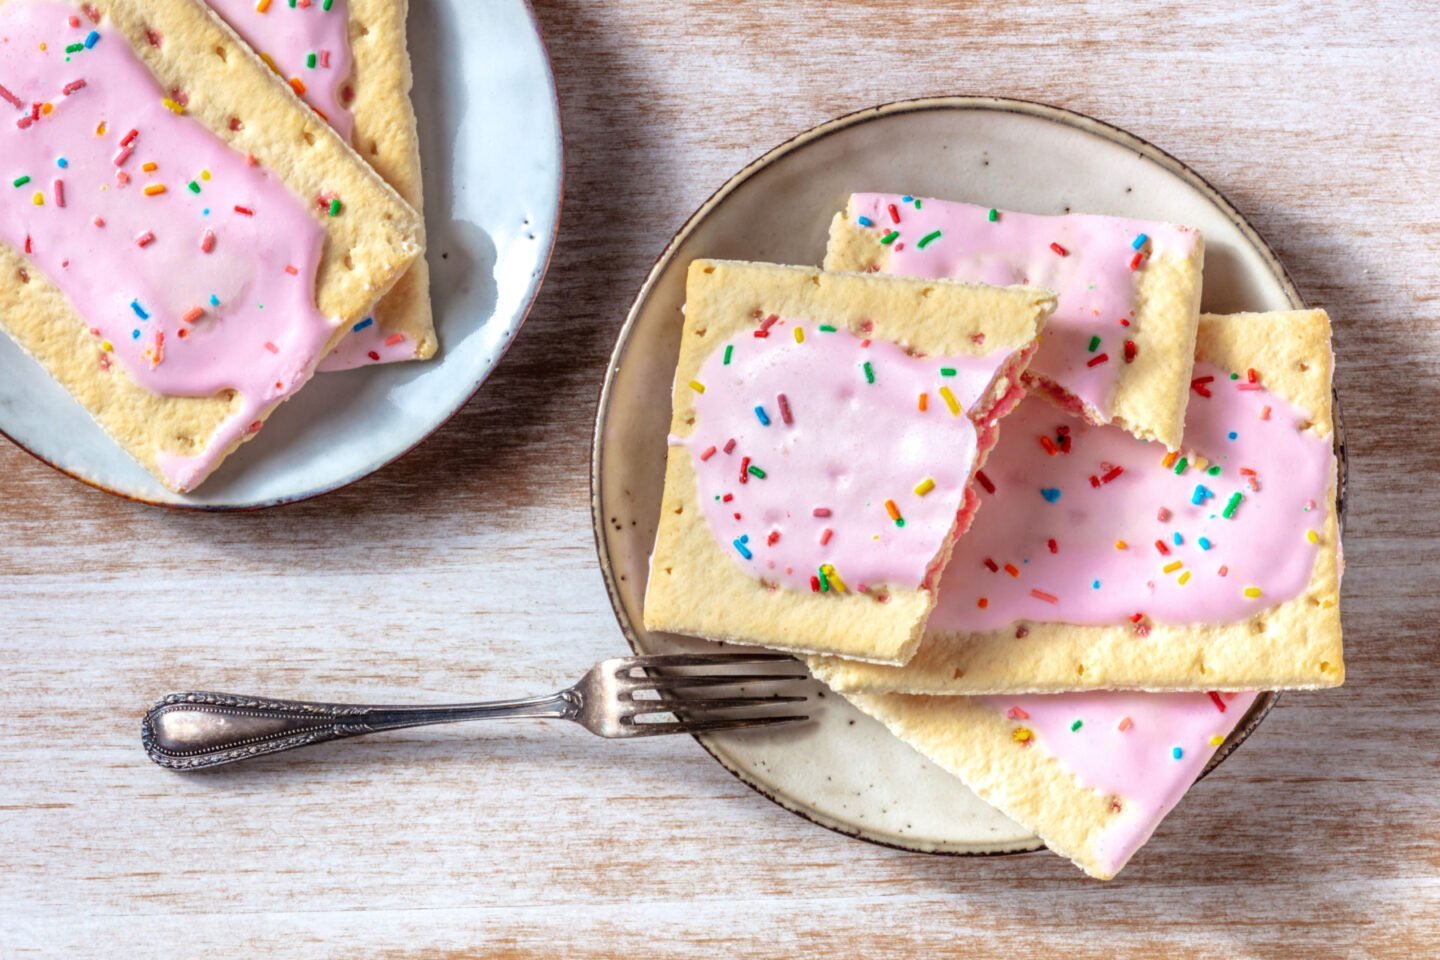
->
142 653 811 770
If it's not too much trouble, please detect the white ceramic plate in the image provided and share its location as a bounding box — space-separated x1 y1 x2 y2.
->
0 0 562 508
592 97 1321 854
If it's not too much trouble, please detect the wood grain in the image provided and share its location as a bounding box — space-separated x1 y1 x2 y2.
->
2 0 1438 956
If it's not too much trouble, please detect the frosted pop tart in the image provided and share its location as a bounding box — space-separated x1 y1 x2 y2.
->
203 0 434 369
841 687 1259 879
643 260 1056 664
0 0 422 492
827 194 1204 450
812 311 1342 693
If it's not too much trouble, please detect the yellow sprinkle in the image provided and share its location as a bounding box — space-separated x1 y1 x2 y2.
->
1178 570 1192 585
31 192 43 206
687 380 705 394
161 98 185 115
255 0 272 11
918 392 928 412
1244 586 1263 599
1306 529 1319 544
1209 735 1225 747
793 327 804 344
914 478 935 497
143 184 167 196
938 385 960 416
1012 727 1033 743
100 341 113 352
1160 450 1179 469
38 42 46 51
1115 539 1128 550
821 564 847 593
95 121 107 136
142 161 158 172
1162 560 1183 574
260 52 280 74
200 169 212 181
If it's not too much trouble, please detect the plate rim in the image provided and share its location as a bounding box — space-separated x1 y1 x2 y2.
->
590 94 1328 855
0 0 565 512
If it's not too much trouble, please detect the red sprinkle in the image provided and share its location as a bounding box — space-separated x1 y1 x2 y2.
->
722 493 733 502
23 235 31 254
810 576 821 593
182 307 204 324
1049 242 1068 257
820 528 833 546
234 205 254 216
723 438 736 454
1218 565 1229 577
61 79 86 96
767 531 780 546
92 217 104 227
384 333 405 347
813 507 832 518
699 445 717 461
263 341 279 354
777 393 793 425
1007 706 1030 720
1260 406 1272 421
1100 465 1124 484
1004 563 1020 578
1124 339 1137 363
120 128 139 147
1089 474 1101 489
284 264 299 276
1086 352 1110 367
1040 435 1058 456
367 350 380 362
1129 252 1144 270
1157 507 1172 522
1155 539 1171 556
1247 367 1259 383
1047 538 1058 554
200 229 216 253
757 314 779 333
113 145 134 167
1030 588 1059 604
1208 691 1228 713
983 557 999 573
976 470 995 494
739 456 751 484
134 231 155 248
244 420 263 437
0 84 22 109
887 202 901 224
1129 612 1145 623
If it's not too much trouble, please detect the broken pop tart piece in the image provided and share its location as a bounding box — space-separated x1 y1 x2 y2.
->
643 259 1056 663
811 311 1342 693
827 194 1204 450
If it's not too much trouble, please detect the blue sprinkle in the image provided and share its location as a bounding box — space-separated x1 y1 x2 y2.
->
1092 580 1101 590
1132 233 1149 250
733 537 753 560
84 31 99 49
902 195 914 203
131 329 140 340
754 405 771 427
56 157 67 169
130 299 149 320
1173 532 1183 546
352 316 375 332
857 216 874 227
209 294 220 307
202 208 210 216
1040 488 1062 503
1192 484 1211 505
1198 537 1213 551
1172 746 1183 760
1228 431 1238 440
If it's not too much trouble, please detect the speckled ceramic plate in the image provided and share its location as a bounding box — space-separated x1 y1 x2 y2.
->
0 0 562 508
593 97 1347 855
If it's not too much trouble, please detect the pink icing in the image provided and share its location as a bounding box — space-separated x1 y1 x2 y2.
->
680 321 1016 594
0 2 337 491
984 689 1258 876
850 193 1198 421
317 312 412 370
204 0 354 144
930 363 1335 630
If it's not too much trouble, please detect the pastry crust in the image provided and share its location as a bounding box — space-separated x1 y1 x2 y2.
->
811 311 1343 693
643 259 1055 663
0 0 423 489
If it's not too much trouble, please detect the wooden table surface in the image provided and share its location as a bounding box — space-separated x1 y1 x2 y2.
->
3 1 1438 956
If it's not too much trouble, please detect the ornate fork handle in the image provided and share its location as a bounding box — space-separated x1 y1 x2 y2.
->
142 690 581 771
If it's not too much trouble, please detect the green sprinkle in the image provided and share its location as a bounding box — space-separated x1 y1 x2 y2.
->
863 361 875 384
1206 465 1222 476
187 181 201 194
818 324 837 332
747 465 767 479
895 518 906 528
1230 372 1240 380
1173 457 1188 475
323 0 334 8
1223 491 1244 519
1071 719 1083 732
328 198 342 217
723 344 733 365
818 568 830 593
12 175 31 188
1089 335 1103 353
880 230 899 245
914 199 922 209
65 42 83 53
917 229 942 249
940 367 956 377
987 208 998 222
306 52 317 69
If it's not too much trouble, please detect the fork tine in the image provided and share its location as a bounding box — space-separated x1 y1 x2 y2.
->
619 715 810 737
627 673 808 691
624 695 808 714
617 653 801 671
